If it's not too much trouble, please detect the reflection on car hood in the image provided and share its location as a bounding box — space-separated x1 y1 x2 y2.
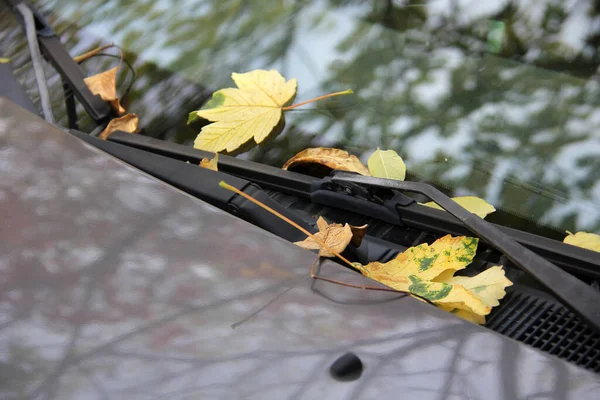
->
1 98 599 399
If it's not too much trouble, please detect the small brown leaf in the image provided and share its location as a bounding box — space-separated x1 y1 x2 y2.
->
99 113 138 140
349 224 368 247
282 148 370 178
295 216 353 257
200 153 219 171
84 66 126 115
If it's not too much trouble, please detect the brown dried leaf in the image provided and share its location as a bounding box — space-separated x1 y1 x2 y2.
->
200 153 219 171
99 113 138 140
349 224 367 247
295 216 353 257
282 148 370 177
84 66 126 115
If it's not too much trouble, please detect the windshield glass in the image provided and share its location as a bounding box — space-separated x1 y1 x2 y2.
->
4 0 600 236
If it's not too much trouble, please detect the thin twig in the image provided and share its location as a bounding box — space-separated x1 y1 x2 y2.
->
219 181 433 305
310 257 409 294
219 181 361 272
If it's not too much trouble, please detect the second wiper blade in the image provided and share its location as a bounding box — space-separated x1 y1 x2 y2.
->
5 0 111 122
331 172 600 336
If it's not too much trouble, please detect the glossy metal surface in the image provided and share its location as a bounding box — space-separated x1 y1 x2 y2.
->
1 97 599 399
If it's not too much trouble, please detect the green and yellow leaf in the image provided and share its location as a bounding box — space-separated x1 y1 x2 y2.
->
422 196 496 219
362 235 478 285
436 266 512 308
367 148 406 181
360 235 512 324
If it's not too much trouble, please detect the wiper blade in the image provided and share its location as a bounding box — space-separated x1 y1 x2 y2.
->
76 130 600 331
331 172 600 336
102 132 600 279
4 0 111 123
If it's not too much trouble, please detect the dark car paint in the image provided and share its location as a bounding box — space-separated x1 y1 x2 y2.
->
1 97 599 399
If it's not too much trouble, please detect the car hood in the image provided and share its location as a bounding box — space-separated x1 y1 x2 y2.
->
1 97 599 399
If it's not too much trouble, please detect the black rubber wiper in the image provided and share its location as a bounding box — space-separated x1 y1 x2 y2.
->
331 172 600 336
4 0 111 123
102 132 600 280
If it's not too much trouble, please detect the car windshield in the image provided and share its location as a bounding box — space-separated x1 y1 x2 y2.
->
3 0 600 236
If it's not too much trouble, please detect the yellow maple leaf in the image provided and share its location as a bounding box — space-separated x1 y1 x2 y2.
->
189 69 353 155
421 196 496 219
191 69 297 154
199 153 219 171
563 231 600 253
361 235 512 322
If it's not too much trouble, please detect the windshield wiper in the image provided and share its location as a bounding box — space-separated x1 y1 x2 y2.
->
102 131 600 278
331 172 600 336
4 0 111 123
71 130 600 335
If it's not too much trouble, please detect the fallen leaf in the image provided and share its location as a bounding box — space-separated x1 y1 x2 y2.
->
199 153 219 171
73 43 115 63
436 266 512 307
295 216 353 257
349 224 368 247
368 148 406 181
0 57 9 64
84 66 126 115
360 235 512 322
99 113 138 140
563 231 600 253
191 69 297 153
421 196 496 219
436 266 512 323
363 235 479 286
282 147 370 177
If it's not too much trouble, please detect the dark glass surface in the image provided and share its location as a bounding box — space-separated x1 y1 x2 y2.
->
4 0 598 235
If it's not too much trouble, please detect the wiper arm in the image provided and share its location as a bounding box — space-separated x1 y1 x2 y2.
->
331 172 600 335
5 0 111 123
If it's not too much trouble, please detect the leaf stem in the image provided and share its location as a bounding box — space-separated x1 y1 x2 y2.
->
281 89 353 111
219 180 361 272
74 43 115 63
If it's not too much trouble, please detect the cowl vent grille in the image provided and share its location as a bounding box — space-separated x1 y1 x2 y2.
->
487 288 600 373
